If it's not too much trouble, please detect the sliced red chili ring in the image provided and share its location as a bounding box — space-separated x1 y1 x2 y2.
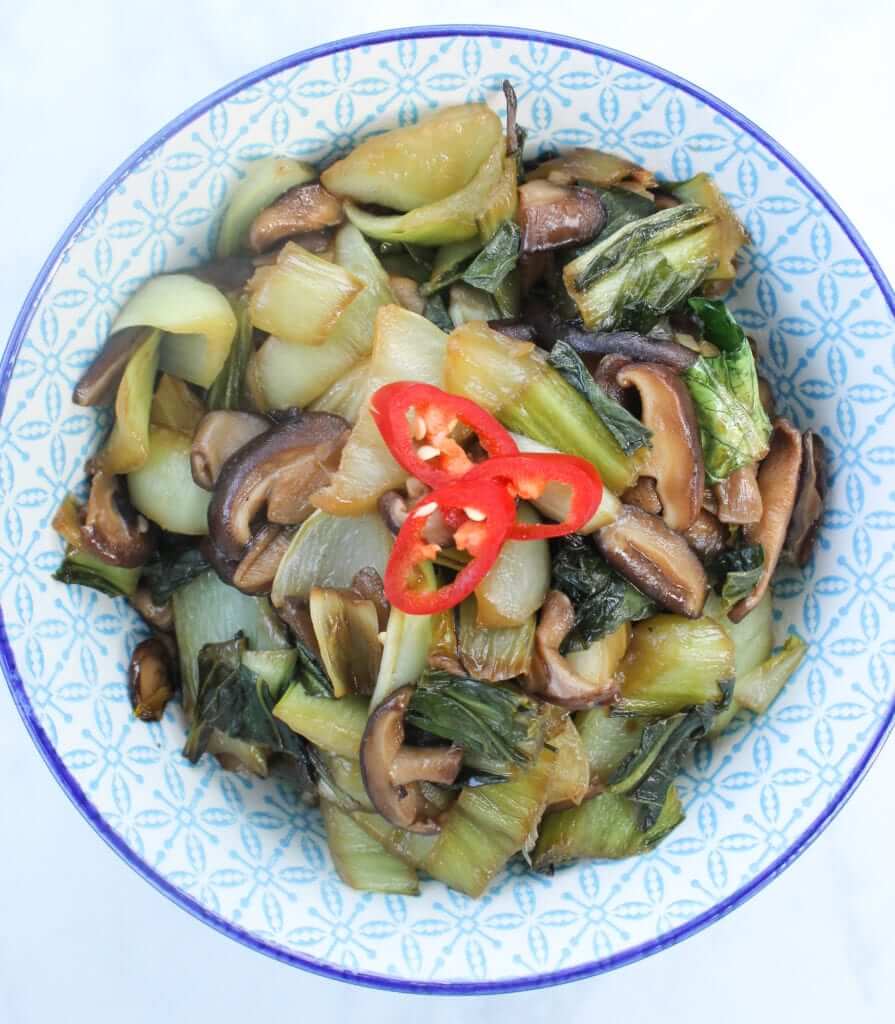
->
465 453 603 540
383 478 515 615
370 381 518 489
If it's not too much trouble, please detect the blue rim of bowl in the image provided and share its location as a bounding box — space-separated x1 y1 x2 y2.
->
2 23 894 996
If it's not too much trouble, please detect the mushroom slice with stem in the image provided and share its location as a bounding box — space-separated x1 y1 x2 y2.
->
248 184 344 253
360 686 463 834
208 411 349 561
729 418 802 623
82 470 157 567
616 362 704 532
713 463 763 525
190 411 270 490
130 587 174 632
595 505 708 618
593 353 631 406
682 509 727 561
622 477 663 517
128 637 176 722
231 524 294 596
516 180 606 253
783 431 827 567
526 591 626 709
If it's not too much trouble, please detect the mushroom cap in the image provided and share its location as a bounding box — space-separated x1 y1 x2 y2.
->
617 362 704 532
360 685 462 834
82 470 158 568
526 591 621 709
128 637 176 722
248 184 344 253
207 411 349 561
190 411 269 491
596 505 708 618
784 430 826 568
73 327 145 407
729 418 803 622
713 464 763 525
517 179 607 253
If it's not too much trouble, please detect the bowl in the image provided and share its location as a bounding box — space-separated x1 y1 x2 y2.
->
3 25 894 994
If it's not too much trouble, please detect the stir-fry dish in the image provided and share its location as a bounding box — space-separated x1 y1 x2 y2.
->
52 85 824 898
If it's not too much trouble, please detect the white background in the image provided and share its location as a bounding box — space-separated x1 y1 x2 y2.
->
1 2 893 1020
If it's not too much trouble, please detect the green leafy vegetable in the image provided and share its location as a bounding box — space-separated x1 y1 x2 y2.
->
375 240 433 283
563 204 718 331
551 534 655 651
422 221 521 298
422 293 454 332
683 299 772 483
406 671 544 779
184 634 314 795
141 545 210 605
591 186 655 239
708 541 764 611
293 637 334 698
53 550 140 598
532 786 683 871
547 339 652 454
207 297 253 411
574 205 706 291
609 680 734 829
735 634 808 713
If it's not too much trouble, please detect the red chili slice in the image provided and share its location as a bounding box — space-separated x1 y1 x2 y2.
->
465 453 603 540
384 478 516 614
370 381 518 489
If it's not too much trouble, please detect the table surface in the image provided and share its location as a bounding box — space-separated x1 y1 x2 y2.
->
2 2 893 1021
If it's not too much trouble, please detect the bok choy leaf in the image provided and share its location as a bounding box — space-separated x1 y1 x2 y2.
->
551 533 655 651
708 540 765 612
184 633 315 797
547 339 652 455
683 298 772 483
608 680 734 829
407 671 544 781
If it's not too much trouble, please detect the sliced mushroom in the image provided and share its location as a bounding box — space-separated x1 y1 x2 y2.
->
388 275 427 315
487 318 539 343
130 587 174 632
188 255 258 292
729 418 803 623
617 363 704 531
701 486 718 515
231 524 294 595
351 567 390 631
682 509 727 561
208 411 349 561
191 411 270 490
595 505 708 617
360 686 462 833
516 179 606 253
128 637 176 722
713 464 763 525
248 184 344 253
594 353 631 406
73 326 145 406
783 431 826 567
622 477 663 517
553 325 699 371
198 534 239 585
378 490 453 547
526 591 620 709
81 470 157 567
275 597 320 656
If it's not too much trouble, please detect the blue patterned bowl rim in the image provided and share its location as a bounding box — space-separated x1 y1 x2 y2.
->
2 23 894 996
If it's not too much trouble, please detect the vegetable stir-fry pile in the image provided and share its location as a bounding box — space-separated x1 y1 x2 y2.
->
52 85 824 898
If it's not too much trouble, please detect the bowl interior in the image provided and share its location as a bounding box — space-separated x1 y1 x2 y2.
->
3 27 894 993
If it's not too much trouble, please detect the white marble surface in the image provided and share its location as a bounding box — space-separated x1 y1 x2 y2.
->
1 2 893 1020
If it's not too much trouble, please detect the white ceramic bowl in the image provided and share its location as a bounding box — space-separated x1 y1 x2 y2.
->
3 26 894 994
